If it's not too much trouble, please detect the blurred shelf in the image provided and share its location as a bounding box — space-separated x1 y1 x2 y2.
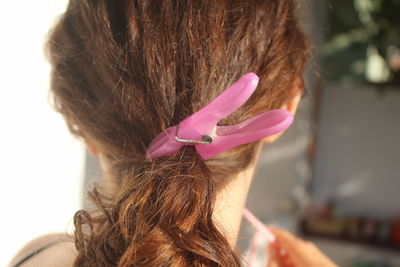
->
303 234 400 267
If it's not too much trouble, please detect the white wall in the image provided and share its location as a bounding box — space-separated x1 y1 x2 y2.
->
313 85 400 219
0 1 85 265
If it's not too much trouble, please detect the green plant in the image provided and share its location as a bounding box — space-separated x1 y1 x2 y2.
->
322 0 400 86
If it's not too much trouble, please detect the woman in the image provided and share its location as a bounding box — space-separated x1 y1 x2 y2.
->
10 0 338 266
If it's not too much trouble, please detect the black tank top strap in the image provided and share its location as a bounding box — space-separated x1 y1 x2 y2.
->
9 239 65 267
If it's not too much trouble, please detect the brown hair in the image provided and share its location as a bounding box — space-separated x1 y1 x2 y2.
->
45 0 309 266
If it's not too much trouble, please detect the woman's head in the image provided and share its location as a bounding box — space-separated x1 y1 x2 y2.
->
46 0 309 266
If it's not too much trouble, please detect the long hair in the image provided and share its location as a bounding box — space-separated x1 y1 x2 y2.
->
45 0 309 266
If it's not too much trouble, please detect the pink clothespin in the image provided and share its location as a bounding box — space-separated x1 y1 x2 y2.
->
146 73 294 160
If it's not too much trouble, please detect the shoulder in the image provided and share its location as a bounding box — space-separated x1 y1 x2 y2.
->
8 233 77 267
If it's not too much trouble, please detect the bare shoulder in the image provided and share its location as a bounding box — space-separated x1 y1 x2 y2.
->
8 233 77 267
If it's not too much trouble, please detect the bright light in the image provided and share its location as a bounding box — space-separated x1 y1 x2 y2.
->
0 1 85 265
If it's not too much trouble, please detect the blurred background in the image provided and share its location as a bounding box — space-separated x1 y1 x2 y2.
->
1 0 399 266
243 0 400 266
0 1 83 266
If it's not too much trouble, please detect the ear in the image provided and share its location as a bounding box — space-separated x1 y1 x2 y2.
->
263 78 303 143
85 138 100 155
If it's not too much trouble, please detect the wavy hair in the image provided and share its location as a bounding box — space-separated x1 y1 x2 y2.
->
45 0 309 266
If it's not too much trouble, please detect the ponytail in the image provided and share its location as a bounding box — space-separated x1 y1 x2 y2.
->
73 147 241 266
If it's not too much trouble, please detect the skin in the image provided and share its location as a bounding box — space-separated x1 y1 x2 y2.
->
267 227 338 267
9 83 337 266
